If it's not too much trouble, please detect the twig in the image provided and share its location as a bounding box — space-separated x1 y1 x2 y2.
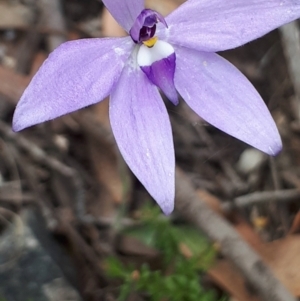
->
282 170 300 189
268 157 289 234
0 120 85 215
0 207 25 273
55 210 108 286
0 120 74 176
37 0 67 51
80 214 138 228
15 29 42 74
175 168 296 301
222 189 300 212
279 21 300 120
269 157 281 190
194 123 247 193
9 141 84 291
71 111 115 147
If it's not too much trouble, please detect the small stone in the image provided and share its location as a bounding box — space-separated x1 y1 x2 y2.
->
0 210 82 301
237 148 267 175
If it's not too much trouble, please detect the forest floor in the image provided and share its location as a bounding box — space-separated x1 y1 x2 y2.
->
0 1 300 301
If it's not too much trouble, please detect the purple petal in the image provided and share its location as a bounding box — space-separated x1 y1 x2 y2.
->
13 37 133 131
160 0 300 52
129 9 167 43
138 41 178 105
141 54 178 105
103 0 144 32
174 46 282 155
109 52 175 214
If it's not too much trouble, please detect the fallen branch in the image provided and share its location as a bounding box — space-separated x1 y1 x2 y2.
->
280 21 300 121
0 120 85 218
222 189 300 212
175 168 296 301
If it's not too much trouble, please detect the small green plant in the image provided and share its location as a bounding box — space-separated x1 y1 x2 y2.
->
106 205 227 301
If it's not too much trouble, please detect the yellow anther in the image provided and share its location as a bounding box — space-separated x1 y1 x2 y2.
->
143 36 158 48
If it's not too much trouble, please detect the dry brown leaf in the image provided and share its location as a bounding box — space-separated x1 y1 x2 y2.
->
197 189 224 216
117 235 159 257
86 99 128 217
229 212 300 297
201 189 300 299
198 190 298 299
208 218 268 301
208 224 300 301
289 211 300 234
214 234 300 299
201 190 265 300
233 218 264 253
0 3 33 29
209 260 260 301
260 235 300 296
179 243 193 258
0 65 29 104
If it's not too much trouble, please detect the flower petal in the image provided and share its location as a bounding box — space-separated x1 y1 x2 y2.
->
174 46 282 155
13 37 133 131
138 41 178 105
129 9 167 43
109 50 175 214
103 0 144 32
161 0 300 52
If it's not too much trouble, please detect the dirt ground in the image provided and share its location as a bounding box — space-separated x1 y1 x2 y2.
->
0 1 300 301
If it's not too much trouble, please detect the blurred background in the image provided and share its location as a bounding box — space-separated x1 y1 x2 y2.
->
0 0 300 300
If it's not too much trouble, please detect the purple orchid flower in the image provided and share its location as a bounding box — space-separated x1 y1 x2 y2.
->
13 0 300 214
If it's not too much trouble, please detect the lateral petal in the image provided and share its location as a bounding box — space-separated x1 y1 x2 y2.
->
13 37 133 131
161 0 300 52
174 46 282 155
110 51 175 214
103 0 144 32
